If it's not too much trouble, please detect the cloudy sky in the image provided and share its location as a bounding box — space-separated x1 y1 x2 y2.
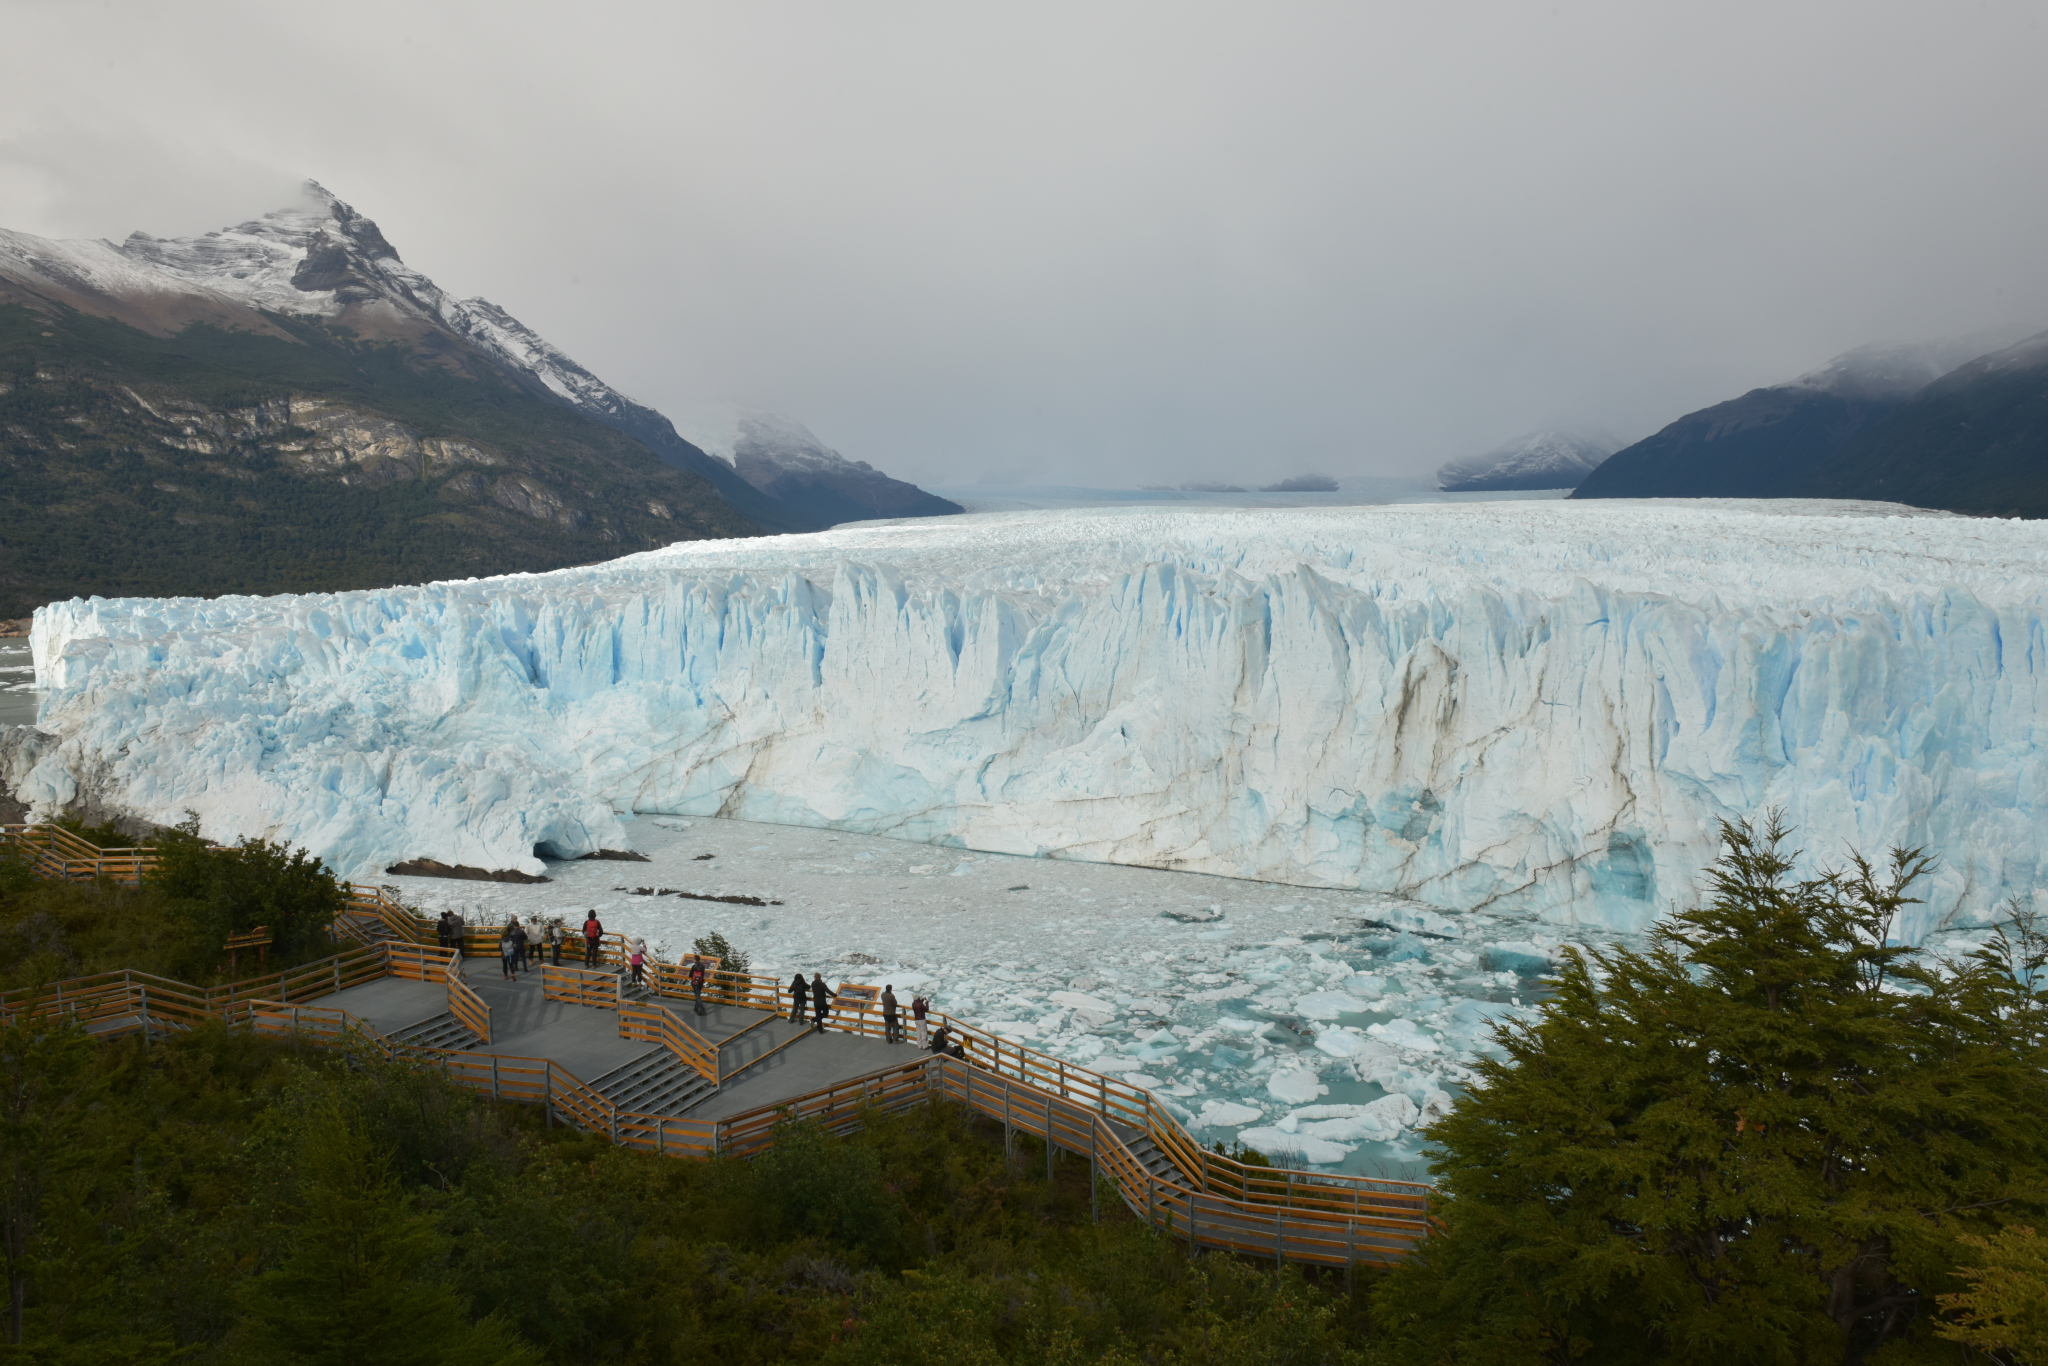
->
4 0 2044 486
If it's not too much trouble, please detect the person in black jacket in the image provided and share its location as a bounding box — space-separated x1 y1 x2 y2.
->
881 985 901 1044
787 971 809 1024
810 973 832 1032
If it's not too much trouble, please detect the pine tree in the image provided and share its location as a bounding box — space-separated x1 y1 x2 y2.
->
1373 816 2048 1364
234 1099 536 1366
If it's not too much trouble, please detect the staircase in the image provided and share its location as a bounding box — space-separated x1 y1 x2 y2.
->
389 1012 486 1051
1112 1122 1191 1186
590 1047 717 1116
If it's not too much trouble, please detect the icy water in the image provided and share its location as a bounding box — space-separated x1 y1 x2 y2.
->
0 641 39 727
384 815 1571 1180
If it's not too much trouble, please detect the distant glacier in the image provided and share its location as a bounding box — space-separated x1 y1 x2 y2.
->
14 500 2045 943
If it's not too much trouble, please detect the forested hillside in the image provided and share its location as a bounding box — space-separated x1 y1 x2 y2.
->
0 303 757 617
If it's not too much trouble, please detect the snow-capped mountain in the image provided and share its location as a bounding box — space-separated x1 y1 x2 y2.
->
0 183 822 533
1436 430 1618 492
719 412 963 525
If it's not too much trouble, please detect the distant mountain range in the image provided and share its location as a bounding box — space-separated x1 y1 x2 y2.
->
1573 329 2048 514
1437 431 1618 492
0 183 956 616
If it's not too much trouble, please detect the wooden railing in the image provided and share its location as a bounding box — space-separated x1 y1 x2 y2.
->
540 964 617 1009
447 974 492 1044
386 942 458 984
618 998 719 1084
0 944 391 1034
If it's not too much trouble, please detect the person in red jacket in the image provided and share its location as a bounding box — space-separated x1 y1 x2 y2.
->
582 911 604 967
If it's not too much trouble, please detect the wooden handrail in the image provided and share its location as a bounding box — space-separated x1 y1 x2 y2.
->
619 998 719 1083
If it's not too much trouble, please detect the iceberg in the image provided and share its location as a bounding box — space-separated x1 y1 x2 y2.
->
16 501 2048 941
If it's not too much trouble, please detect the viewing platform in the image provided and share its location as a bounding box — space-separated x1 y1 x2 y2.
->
1 823 1436 1270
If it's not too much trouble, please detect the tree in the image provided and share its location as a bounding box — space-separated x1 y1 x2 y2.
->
144 818 345 973
233 1098 536 1366
1373 816 2048 1364
0 1012 107 1345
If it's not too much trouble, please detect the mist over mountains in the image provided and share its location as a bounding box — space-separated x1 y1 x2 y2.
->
0 183 957 615
1574 328 2048 515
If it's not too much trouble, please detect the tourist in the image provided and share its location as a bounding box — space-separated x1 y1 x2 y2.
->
912 994 929 1049
498 923 517 980
544 917 563 967
810 973 832 1032
508 916 529 972
928 1024 951 1056
787 971 809 1023
630 937 648 989
881 985 901 1044
582 910 604 967
688 954 706 1014
947 1036 967 1061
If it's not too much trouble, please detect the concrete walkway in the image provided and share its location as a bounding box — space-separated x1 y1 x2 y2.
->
307 965 914 1121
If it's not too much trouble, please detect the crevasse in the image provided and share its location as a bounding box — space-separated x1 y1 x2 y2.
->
18 501 2047 942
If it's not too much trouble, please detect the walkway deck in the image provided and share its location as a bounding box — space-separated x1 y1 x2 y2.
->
305 968 906 1120
314 968 660 1082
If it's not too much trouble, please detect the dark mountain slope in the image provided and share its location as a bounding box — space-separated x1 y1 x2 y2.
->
1571 386 1896 499
1794 330 2048 517
1571 337 2025 502
729 412 963 526
0 302 756 617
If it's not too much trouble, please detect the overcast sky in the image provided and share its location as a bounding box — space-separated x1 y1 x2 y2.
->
4 0 2045 486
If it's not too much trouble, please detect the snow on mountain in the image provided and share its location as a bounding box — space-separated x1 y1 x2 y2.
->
13 500 2043 945
98 182 633 418
724 411 962 524
1436 430 1618 492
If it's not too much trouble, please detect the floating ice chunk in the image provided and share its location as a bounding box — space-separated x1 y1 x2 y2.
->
1418 1089 1457 1124
1282 1093 1419 1143
1215 1015 1267 1033
1381 906 1460 938
1191 981 1255 1001
1048 990 1118 1028
1236 1127 1353 1165
1367 1017 1440 1052
1294 991 1359 1020
1480 942 1553 975
1340 972 1386 1000
1194 1100 1265 1128
949 862 976 876
1266 1066 1327 1104
1313 1026 1366 1058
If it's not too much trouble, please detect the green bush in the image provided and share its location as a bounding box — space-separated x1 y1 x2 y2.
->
143 821 345 974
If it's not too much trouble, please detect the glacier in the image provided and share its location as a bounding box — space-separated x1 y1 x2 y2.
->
15 499 2048 944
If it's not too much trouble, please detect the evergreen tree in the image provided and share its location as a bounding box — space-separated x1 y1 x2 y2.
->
234 1099 536 1366
1374 817 2048 1364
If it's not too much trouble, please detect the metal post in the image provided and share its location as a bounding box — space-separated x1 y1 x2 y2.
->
491 1055 501 1101
1045 1095 1055 1182
1003 1079 1013 1159
139 984 149 1040
1275 1211 1284 1268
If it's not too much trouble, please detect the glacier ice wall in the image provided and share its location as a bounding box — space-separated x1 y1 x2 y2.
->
19 501 2048 941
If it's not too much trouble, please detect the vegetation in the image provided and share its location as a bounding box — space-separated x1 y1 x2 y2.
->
0 302 758 617
1374 818 2048 1364
0 824 347 987
0 1021 1377 1363
6 819 2044 1361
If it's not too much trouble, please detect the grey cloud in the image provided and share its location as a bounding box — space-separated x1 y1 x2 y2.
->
4 0 2044 487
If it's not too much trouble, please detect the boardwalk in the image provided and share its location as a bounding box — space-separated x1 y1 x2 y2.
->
0 824 1436 1269
304 965 909 1121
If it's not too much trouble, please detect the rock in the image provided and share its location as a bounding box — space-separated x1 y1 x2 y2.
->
384 858 551 884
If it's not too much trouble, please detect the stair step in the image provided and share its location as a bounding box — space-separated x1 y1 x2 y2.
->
390 1011 485 1051
589 1047 715 1116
